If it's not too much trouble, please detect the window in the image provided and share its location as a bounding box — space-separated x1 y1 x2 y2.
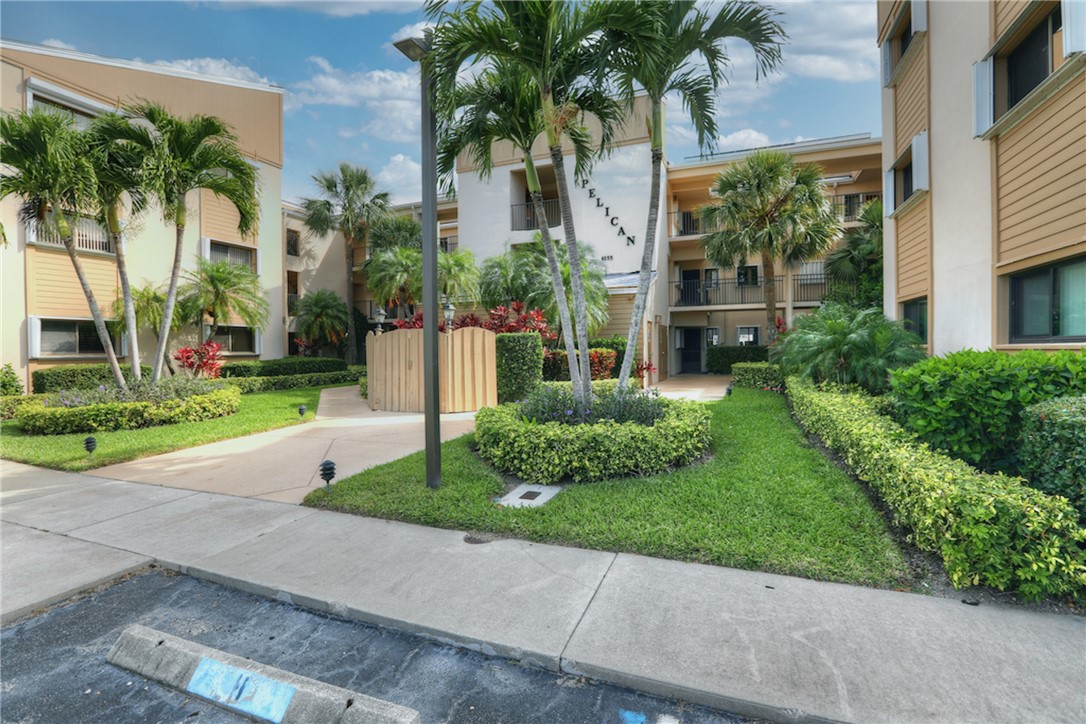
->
706 327 721 347
884 132 929 215
287 271 299 316
736 265 759 287
881 0 927 86
210 241 255 270
737 326 760 346
211 325 258 354
1010 256 1086 342
286 229 300 257
35 97 94 130
1007 7 1063 110
902 298 928 344
799 260 825 278
37 319 118 357
704 268 720 288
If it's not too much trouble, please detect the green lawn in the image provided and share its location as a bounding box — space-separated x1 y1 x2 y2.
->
306 389 908 587
0 386 336 471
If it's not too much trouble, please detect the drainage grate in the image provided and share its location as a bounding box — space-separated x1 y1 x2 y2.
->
519 491 542 501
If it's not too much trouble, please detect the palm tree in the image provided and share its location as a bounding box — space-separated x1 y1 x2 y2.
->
604 0 784 389
180 257 268 342
429 0 651 401
824 198 884 309
367 245 422 320
0 108 128 389
479 244 551 312
301 163 390 364
293 289 350 354
126 101 258 381
513 237 610 335
437 248 481 305
109 280 193 374
369 214 422 253
86 111 152 383
701 150 841 343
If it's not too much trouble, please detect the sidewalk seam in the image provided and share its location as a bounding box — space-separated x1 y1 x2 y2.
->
557 551 617 672
61 488 203 535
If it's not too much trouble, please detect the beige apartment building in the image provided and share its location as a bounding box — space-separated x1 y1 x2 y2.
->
0 41 287 391
879 0 1085 353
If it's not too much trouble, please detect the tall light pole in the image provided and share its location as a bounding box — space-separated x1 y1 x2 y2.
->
394 31 441 489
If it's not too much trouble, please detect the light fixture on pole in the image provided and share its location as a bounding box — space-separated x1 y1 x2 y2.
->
374 306 386 334
443 300 455 328
396 29 441 490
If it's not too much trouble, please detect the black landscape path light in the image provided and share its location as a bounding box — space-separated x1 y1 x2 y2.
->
395 29 441 489
298 404 306 418
319 459 336 488
83 436 97 461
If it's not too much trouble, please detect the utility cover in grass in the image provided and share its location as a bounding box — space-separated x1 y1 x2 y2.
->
498 484 565 508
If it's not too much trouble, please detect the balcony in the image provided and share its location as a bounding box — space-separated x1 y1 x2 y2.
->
668 193 883 239
287 293 299 316
668 210 721 238
27 215 112 254
672 276 783 307
829 192 881 223
510 199 560 231
439 235 458 253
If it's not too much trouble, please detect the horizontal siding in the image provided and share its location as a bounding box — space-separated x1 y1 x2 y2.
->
997 74 1086 262
893 49 928 156
995 0 1030 40
200 189 252 244
27 246 118 317
895 197 930 300
598 294 635 339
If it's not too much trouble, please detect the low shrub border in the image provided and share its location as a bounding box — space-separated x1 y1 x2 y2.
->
732 362 783 390
32 364 152 393
787 376 1086 601
1 394 45 420
707 345 768 374
1020 396 1086 519
220 357 347 378
474 399 711 484
16 386 241 435
222 370 358 393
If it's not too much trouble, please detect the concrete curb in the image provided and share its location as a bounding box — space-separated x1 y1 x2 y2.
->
108 624 421 724
0 559 151 626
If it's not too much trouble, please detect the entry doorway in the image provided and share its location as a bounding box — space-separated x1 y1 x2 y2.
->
680 327 702 373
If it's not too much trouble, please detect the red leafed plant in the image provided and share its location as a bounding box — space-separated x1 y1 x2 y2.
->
173 341 223 378
392 301 555 341
634 359 657 382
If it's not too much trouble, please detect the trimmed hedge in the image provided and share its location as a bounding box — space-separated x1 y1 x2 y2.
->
32 364 152 393
543 349 618 381
788 376 1086 601
731 362 784 390
16 387 241 435
219 357 347 378
496 333 543 403
707 345 768 374
475 399 711 484
890 350 1086 474
541 379 620 395
1 394 44 420
1020 396 1086 519
222 370 358 393
589 335 628 377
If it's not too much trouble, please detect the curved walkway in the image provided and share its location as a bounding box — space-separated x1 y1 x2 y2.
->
91 387 475 503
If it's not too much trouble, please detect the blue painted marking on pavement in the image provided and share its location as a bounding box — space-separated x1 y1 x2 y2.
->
619 710 647 724
187 657 296 723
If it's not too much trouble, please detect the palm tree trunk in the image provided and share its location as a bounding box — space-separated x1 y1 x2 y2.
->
344 235 357 364
398 288 408 320
110 208 140 383
152 200 187 382
525 157 582 393
549 146 592 402
56 213 127 391
762 250 778 344
618 120 664 391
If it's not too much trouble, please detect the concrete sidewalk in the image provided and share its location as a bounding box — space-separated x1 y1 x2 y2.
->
2 461 1082 723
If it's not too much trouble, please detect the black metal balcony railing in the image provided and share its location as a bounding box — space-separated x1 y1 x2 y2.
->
668 210 722 237
830 192 882 223
672 276 784 307
510 199 560 231
669 193 883 238
27 215 113 254
439 236 458 253
287 293 299 316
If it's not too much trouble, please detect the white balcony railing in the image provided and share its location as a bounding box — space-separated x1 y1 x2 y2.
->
27 214 113 254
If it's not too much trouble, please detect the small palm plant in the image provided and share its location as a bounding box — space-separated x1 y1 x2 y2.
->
293 290 350 354
772 303 925 394
824 199 884 309
180 258 268 342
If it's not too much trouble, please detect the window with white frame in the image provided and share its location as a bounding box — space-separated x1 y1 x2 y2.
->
29 317 120 358
209 241 256 270
706 327 721 347
210 325 259 354
974 1 1084 136
884 131 929 215
737 326 759 346
881 0 927 86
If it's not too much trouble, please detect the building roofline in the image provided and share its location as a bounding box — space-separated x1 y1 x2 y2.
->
0 38 285 94
672 133 880 170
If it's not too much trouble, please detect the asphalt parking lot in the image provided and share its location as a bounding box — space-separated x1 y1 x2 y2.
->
1 569 746 724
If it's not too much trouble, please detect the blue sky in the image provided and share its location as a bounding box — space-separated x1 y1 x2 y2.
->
1 1 881 205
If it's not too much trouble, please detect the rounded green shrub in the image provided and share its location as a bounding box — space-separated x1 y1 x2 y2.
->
16 387 241 435
31 363 152 393
475 398 711 484
0 363 24 396
731 362 783 390
495 333 543 403
1020 396 1086 519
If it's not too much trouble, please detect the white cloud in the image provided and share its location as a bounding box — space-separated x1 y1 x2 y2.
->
377 153 422 204
143 57 271 85
774 1 879 82
226 1 420 17
390 20 434 43
41 38 77 51
286 56 417 112
715 128 771 152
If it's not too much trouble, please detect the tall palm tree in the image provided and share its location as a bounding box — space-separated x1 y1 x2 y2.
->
86 111 152 383
126 101 258 381
605 0 784 389
301 163 390 364
367 245 422 320
516 237 610 335
180 257 268 342
429 0 650 400
701 150 841 343
0 108 128 389
293 289 350 354
824 198 884 309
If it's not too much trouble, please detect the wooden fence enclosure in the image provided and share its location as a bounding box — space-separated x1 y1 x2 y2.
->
366 327 498 413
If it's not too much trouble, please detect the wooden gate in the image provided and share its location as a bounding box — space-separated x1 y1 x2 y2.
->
366 327 497 413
